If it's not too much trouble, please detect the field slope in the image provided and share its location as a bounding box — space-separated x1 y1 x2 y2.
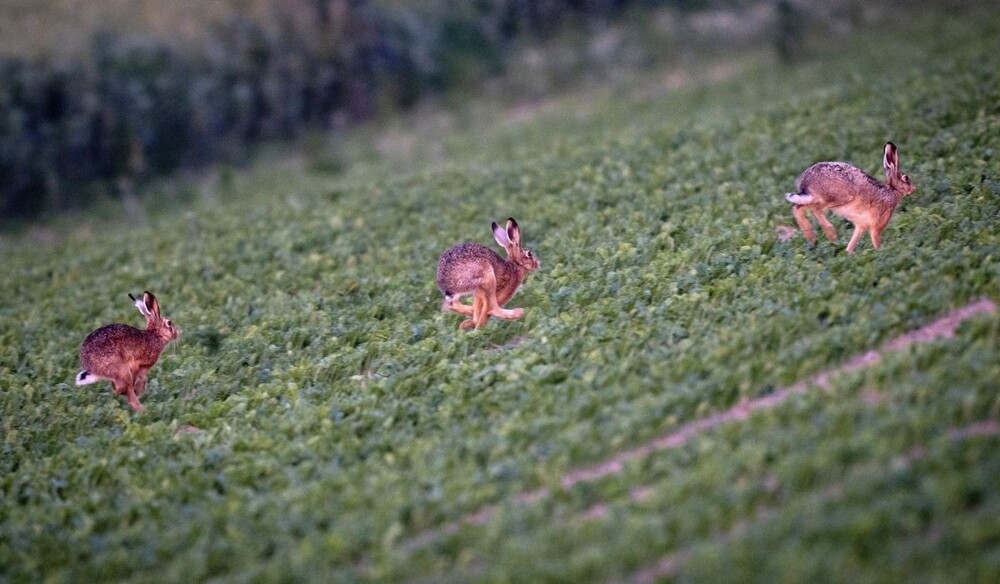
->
2 9 1000 583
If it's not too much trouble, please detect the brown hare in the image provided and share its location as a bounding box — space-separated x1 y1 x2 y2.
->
785 142 916 253
75 291 179 411
436 218 540 330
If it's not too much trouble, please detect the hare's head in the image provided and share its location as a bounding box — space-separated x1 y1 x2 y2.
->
130 291 179 342
883 142 916 197
492 218 540 274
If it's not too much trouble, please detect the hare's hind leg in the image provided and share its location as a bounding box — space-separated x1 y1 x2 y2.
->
460 289 489 330
814 211 838 242
443 295 475 317
471 267 501 329
792 205 817 244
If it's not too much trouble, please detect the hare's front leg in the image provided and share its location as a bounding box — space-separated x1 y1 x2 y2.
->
125 389 144 411
474 289 492 329
472 267 500 329
111 378 127 396
460 289 489 329
124 379 144 411
134 370 148 397
869 227 884 250
113 374 144 411
791 205 817 244
490 307 524 320
488 289 524 320
845 224 866 254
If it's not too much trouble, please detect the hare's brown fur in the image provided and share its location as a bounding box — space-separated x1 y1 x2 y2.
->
436 218 540 330
785 142 916 253
76 291 178 411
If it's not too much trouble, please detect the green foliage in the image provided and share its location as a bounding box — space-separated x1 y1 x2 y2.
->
2 8 1000 583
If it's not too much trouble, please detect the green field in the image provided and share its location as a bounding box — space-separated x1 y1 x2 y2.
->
2 7 1000 583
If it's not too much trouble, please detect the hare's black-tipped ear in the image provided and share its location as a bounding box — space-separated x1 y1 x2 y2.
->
505 217 521 246
493 221 512 248
883 142 899 178
143 291 160 318
131 292 150 316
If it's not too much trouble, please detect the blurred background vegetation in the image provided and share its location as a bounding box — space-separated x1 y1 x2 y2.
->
0 0 972 221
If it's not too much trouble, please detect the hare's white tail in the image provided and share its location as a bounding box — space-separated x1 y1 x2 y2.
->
786 192 814 205
76 370 101 385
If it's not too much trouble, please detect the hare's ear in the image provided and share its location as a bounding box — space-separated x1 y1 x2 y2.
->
143 291 160 318
505 218 521 247
493 221 512 249
883 142 899 178
130 293 151 317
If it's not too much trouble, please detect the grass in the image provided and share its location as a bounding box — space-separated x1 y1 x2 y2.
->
2 7 1000 583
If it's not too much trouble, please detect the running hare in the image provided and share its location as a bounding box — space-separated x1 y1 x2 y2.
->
437 218 540 330
785 142 916 253
76 291 178 411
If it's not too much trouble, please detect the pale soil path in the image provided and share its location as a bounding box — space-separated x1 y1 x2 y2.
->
401 298 997 553
622 418 1000 584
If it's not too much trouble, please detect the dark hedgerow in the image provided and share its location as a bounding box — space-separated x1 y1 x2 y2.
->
0 0 666 221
